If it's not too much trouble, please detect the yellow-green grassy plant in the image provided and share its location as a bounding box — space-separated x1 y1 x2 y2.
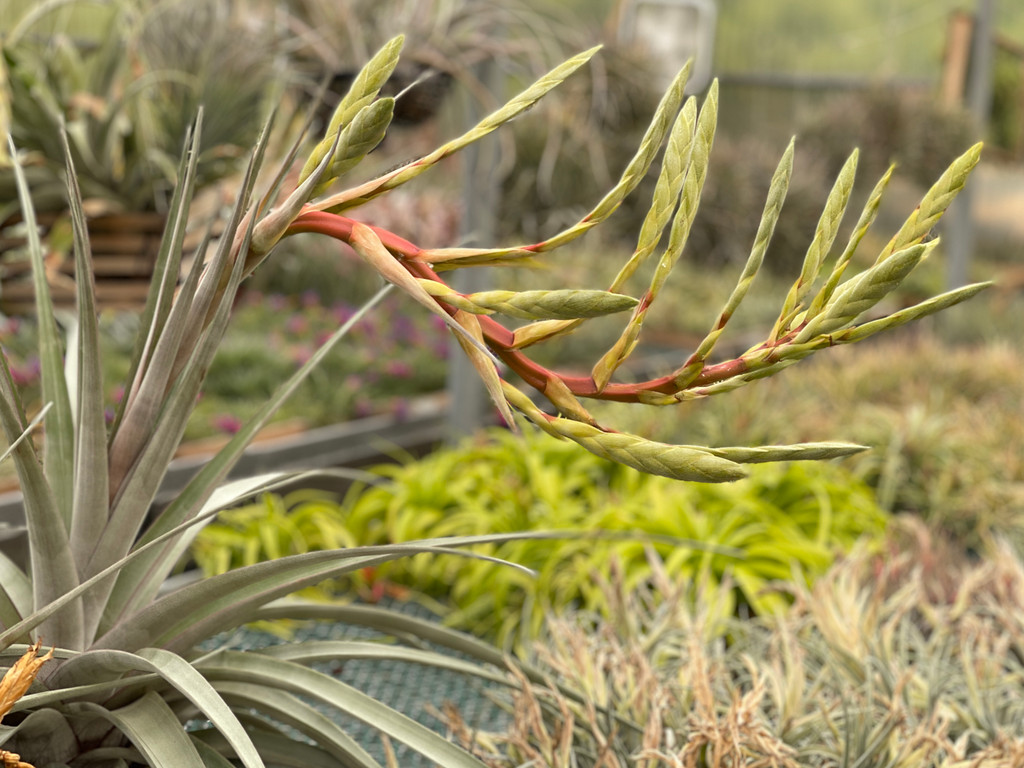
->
193 429 887 645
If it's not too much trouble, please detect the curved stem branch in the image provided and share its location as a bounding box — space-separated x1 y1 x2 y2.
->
286 209 754 404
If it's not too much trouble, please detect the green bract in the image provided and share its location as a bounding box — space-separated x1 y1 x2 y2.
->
0 27 987 768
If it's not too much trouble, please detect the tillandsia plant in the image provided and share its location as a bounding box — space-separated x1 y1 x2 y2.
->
282 39 989 482
0 33 988 768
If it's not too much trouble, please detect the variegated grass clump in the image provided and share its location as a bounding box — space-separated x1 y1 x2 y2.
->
448 524 1024 767
0 33 988 768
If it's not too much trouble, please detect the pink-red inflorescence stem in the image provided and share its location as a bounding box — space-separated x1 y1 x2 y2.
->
288 210 759 402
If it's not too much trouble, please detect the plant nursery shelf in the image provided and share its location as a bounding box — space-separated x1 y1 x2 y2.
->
0 393 452 565
0 211 212 314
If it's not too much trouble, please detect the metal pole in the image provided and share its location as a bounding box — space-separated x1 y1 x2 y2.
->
946 0 996 290
446 55 500 440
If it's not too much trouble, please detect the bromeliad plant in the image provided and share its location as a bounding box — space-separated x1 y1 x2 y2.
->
0 33 988 768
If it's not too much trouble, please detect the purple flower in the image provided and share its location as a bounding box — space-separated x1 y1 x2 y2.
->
1 317 21 336
266 293 288 312
392 315 418 343
390 398 409 421
286 314 309 336
301 290 320 308
211 414 243 435
356 316 378 338
331 303 356 325
9 357 40 387
105 407 115 425
385 360 413 378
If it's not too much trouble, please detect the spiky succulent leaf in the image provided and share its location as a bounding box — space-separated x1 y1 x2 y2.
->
78 691 208 768
84 195 255 628
107 117 204 488
203 681 383 767
63 131 109 577
101 286 393 630
0 310 81 652
97 534 535 655
47 648 263 768
5 136 74 525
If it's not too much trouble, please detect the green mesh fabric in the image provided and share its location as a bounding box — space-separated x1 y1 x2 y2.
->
204 601 508 767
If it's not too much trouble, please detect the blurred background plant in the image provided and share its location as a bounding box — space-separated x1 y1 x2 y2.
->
0 0 277 220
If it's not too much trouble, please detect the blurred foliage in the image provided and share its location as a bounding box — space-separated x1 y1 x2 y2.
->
991 46 1024 157
603 331 1024 555
192 428 887 647
714 0 1024 77
799 87 976 189
0 291 449 448
281 0 578 78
